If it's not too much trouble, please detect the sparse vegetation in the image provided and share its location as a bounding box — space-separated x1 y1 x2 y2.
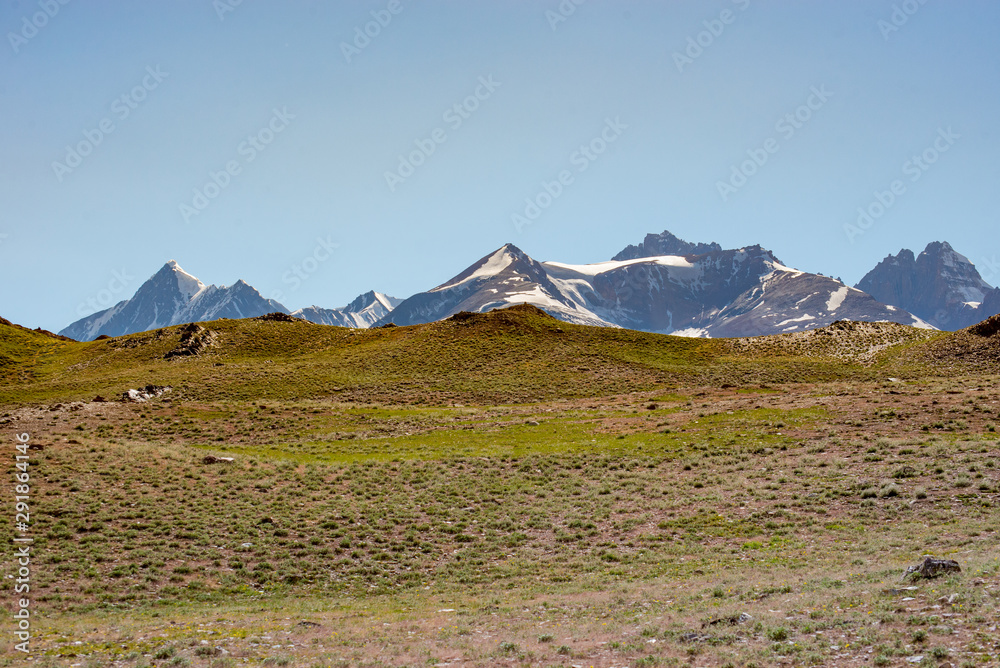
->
2 309 999 666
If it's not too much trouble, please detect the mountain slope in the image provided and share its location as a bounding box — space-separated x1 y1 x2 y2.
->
856 241 998 330
376 235 930 337
292 291 402 328
59 261 288 340
378 245 612 328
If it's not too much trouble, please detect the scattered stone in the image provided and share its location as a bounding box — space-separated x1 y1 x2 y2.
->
121 385 171 403
202 455 234 464
704 612 753 628
884 586 919 595
526 420 540 426
903 556 961 580
165 323 217 359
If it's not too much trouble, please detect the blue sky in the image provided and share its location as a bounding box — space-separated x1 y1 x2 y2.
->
2 0 998 331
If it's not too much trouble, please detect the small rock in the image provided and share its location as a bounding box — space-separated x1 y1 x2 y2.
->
705 612 753 628
121 385 171 403
902 556 961 581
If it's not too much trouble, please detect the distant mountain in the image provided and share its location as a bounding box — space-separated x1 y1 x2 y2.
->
377 234 931 337
292 291 403 328
60 261 289 341
856 242 999 330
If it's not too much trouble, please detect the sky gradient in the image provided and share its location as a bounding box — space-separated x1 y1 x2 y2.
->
2 0 998 331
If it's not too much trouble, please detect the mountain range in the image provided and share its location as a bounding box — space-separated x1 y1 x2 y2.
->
57 232 999 340
60 261 397 341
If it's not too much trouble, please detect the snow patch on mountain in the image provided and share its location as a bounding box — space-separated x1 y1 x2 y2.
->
826 286 849 312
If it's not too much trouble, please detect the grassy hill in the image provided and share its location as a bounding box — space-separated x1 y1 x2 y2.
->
2 307 998 667
0 305 950 407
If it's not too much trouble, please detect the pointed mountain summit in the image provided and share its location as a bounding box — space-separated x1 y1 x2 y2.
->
59 261 288 340
856 241 999 330
377 244 606 327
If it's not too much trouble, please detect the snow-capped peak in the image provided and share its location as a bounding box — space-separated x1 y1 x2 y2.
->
431 245 521 292
60 261 287 340
164 260 207 301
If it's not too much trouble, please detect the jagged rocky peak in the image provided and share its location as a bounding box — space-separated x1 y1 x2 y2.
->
612 230 724 261
856 241 996 330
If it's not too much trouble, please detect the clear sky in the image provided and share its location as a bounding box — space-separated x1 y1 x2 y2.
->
2 0 998 331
